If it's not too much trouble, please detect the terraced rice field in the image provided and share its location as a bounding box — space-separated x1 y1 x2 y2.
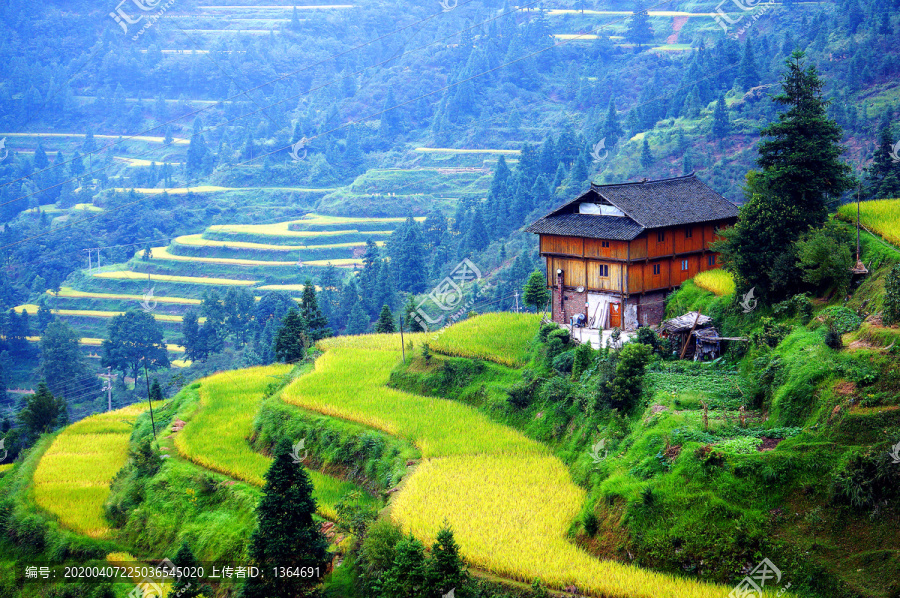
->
427 313 541 367
288 315 738 597
48 287 202 305
112 186 334 194
33 404 148 538
25 335 185 352
173 364 376 519
693 269 736 296
174 234 382 251
414 147 521 155
13 304 198 323
0 132 189 144
148 246 361 267
837 198 900 246
93 271 258 285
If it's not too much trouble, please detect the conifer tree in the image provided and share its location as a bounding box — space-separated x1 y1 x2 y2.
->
380 535 427 598
374 305 395 333
712 95 731 139
425 525 466 596
300 279 331 341
243 439 329 598
625 0 654 46
640 138 654 168
346 301 370 335
403 295 425 333
736 39 760 91
170 542 203 598
602 100 624 147
273 308 308 363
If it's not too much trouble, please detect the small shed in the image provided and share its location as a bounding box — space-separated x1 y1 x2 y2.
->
660 311 713 358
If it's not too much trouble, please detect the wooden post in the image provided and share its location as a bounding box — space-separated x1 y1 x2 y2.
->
679 311 702 359
399 315 406 363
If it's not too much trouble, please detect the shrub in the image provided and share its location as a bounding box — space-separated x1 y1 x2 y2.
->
506 381 535 409
885 263 900 325
633 326 663 355
583 511 599 537
547 328 570 344
571 344 594 380
538 323 557 342
773 293 813 323
602 343 652 412
538 376 574 405
794 221 853 296
751 317 791 348
824 326 843 350
821 306 863 334
552 350 575 374
544 337 566 368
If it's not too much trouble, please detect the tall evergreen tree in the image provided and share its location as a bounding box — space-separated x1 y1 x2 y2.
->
40 320 98 402
403 295 425 333
374 305 395 333
17 382 67 442
243 439 329 598
602 100 624 147
736 39 760 91
625 0 654 46
425 525 466 597
756 51 855 234
712 95 731 139
273 309 308 363
345 301 370 335
300 279 331 341
640 138 654 168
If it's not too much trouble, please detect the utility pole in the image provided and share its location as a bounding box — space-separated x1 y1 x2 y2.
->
84 249 92 274
514 290 519 313
101 366 113 411
399 315 406 363
143 360 157 440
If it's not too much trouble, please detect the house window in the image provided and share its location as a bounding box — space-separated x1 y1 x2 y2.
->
601 240 610 248
681 259 689 271
708 254 716 266
653 264 661 275
599 264 609 277
657 231 665 243
685 227 693 239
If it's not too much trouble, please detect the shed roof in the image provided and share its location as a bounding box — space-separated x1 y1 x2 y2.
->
661 311 713 333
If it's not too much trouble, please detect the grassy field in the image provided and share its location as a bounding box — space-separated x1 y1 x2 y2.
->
288 316 737 597
33 404 148 538
428 313 542 367
173 364 376 519
94 270 258 285
692 269 736 296
837 198 900 246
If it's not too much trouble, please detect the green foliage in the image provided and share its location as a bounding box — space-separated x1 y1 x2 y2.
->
171 542 204 598
39 320 98 402
883 263 900 325
506 380 535 409
551 349 575 374
17 382 67 442
425 525 467 597
571 343 594 380
794 222 853 296
101 310 170 380
522 271 550 312
374 304 396 333
772 294 813 323
831 451 900 508
602 344 652 413
380 535 427 598
335 490 378 538
273 308 308 363
820 306 863 334
243 439 330 598
750 317 792 348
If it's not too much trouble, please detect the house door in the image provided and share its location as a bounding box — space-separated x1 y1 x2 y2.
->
609 302 621 328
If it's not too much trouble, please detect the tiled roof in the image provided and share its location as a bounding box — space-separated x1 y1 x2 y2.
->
526 174 738 240
524 213 645 241
591 174 739 228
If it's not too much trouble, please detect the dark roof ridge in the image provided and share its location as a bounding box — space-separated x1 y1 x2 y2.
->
589 172 698 191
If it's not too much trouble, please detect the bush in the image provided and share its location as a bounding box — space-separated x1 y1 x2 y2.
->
602 343 652 412
773 293 813 323
885 263 900 325
538 376 574 405
571 343 594 380
794 221 853 296
506 381 535 409
551 350 575 374
633 326 662 354
824 326 843 350
583 511 599 537
547 328 570 344
538 323 557 342
751 317 791 348
544 337 566 368
821 306 863 334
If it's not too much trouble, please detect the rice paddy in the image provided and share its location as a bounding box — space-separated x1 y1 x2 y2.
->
33 404 148 538
13 304 198 323
837 198 900 247
93 271 258 285
173 364 376 519
284 315 740 597
692 269 736 296
427 313 541 367
148 245 299 266
49 287 202 305
173 233 381 251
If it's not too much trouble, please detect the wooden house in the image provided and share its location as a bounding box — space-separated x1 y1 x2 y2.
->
525 174 738 330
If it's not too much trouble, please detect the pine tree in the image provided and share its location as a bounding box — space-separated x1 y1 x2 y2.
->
625 0 654 47
149 379 163 403
425 525 466 596
273 308 308 363
756 51 854 234
712 95 731 139
170 542 202 598
300 280 331 341
403 295 425 333
602 100 624 147
243 439 329 598
736 39 760 91
640 138 654 168
345 301 370 335
381 535 427 598
374 305 395 333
